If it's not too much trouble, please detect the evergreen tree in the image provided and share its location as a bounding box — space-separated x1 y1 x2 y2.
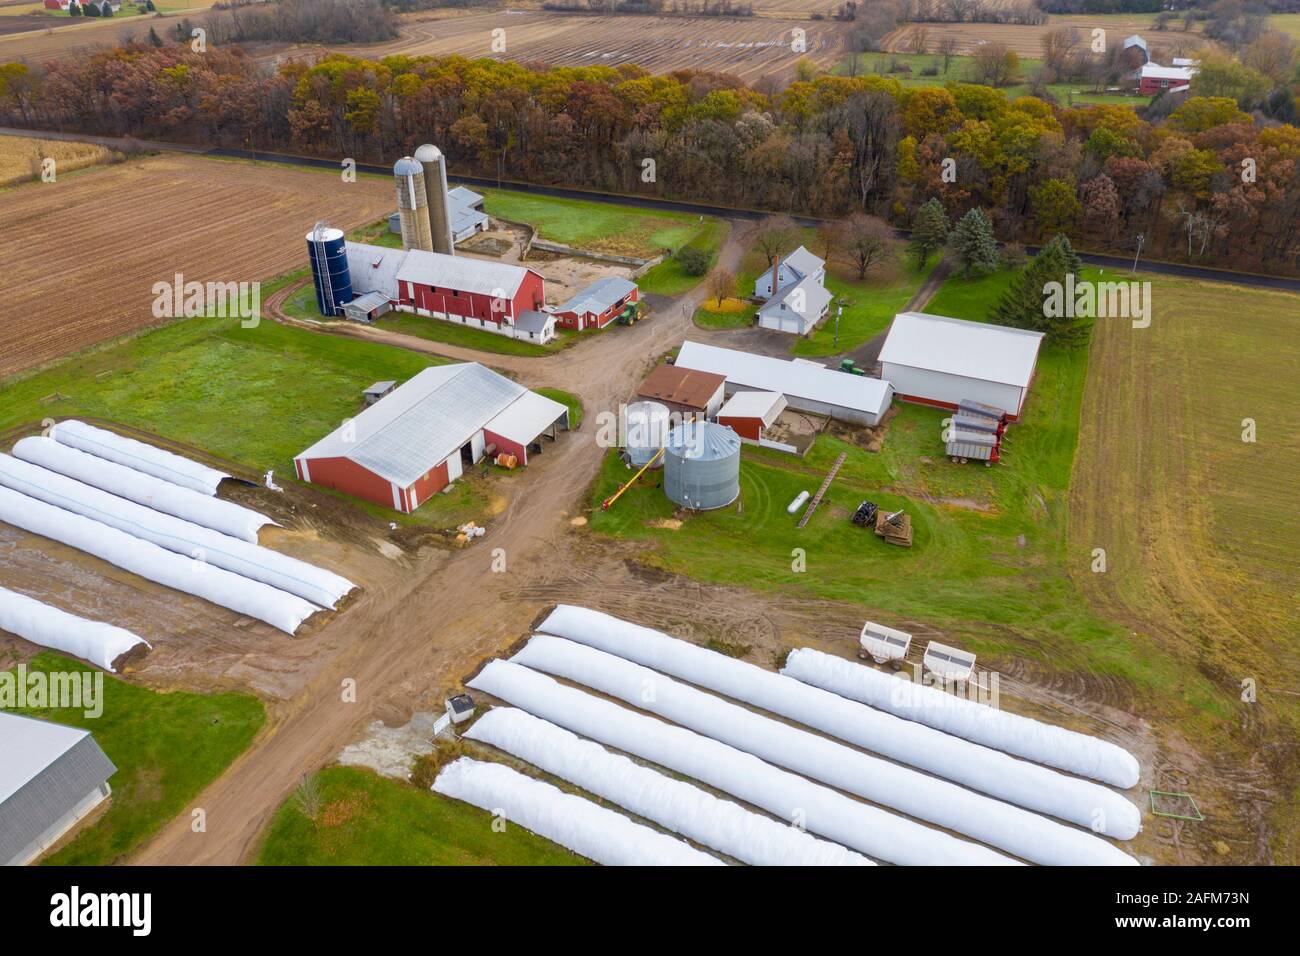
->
947 207 1000 278
148 26 163 47
990 233 1088 345
907 198 949 268
68 1 81 14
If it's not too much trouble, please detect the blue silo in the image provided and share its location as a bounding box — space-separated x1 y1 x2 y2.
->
305 225 353 316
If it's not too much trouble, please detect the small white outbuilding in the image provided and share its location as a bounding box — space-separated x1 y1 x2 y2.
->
877 312 1045 420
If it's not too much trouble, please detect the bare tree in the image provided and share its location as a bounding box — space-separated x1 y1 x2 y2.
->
753 214 799 274
937 36 959 74
841 212 895 279
1040 27 1080 79
910 25 930 55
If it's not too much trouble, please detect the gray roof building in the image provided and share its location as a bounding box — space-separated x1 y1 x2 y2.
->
0 712 116 866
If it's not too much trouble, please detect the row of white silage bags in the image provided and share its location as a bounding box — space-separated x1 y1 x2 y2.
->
468 707 872 867
13 437 275 544
537 605 1140 840
0 486 316 635
432 757 724 866
469 659 1014 865
50 420 229 496
0 586 150 672
512 637 1138 866
0 454 353 609
783 647 1141 790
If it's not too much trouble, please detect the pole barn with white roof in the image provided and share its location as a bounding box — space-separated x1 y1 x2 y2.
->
877 312 1045 420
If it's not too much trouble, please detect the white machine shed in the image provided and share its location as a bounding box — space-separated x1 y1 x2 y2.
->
878 312 1045 419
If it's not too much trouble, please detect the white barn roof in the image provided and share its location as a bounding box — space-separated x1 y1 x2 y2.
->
298 364 529 487
554 276 637 316
718 390 785 422
487 390 568 446
1140 63 1196 81
880 312 1045 387
346 242 406 297
675 341 892 417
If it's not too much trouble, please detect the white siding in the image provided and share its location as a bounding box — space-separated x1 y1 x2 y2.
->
881 363 1025 417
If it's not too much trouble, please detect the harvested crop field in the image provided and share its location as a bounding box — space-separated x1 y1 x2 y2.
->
0 10 196 61
1071 277 1300 862
883 16 1210 62
0 133 114 187
287 11 847 82
0 151 393 380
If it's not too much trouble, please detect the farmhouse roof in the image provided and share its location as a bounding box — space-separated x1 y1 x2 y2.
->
880 312 1045 388
755 244 825 291
674 341 893 417
636 363 726 410
758 273 833 323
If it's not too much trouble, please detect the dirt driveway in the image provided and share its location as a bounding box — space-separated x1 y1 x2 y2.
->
131 220 756 864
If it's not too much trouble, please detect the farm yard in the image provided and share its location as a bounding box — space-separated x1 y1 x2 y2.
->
0 152 393 380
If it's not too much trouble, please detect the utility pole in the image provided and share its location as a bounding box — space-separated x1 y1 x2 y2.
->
1131 233 1144 275
834 305 842 349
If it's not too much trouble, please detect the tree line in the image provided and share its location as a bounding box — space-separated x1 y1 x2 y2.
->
1 41 1298 272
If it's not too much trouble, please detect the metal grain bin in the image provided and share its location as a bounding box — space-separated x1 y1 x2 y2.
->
663 421 741 510
305 224 352 316
624 401 671 468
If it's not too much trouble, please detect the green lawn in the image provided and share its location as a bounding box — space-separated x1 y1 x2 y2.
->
0 311 443 480
4 654 265 865
794 259 937 357
1272 13 1300 42
587 265 1221 710
634 219 731 296
479 188 706 259
255 765 588 865
537 387 584 430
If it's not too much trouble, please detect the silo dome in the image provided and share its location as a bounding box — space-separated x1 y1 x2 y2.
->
624 401 671 468
393 156 423 176
663 421 741 511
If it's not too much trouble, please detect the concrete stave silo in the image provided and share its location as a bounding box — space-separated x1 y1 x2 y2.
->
624 401 671 468
305 224 352 316
663 421 741 511
414 143 455 256
394 156 433 252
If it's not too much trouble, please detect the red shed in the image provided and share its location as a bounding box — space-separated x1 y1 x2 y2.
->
717 390 787 442
294 363 569 513
551 276 639 330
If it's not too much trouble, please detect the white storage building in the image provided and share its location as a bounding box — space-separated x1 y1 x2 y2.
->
878 312 1045 420
0 713 116 866
674 341 892 426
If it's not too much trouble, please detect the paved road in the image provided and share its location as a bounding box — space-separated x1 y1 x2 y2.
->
5 126 1299 293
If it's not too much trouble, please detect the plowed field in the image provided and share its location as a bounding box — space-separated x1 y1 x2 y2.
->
0 152 393 380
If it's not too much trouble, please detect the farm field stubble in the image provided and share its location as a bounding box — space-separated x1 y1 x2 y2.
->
883 15 1211 62
0 153 393 380
294 11 848 83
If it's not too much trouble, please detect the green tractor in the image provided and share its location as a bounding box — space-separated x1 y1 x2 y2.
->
616 302 640 326
839 358 866 376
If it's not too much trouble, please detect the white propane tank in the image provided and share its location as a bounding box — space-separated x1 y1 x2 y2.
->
787 490 811 514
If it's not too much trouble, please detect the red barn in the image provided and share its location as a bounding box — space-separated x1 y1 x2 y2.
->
716 391 787 442
294 364 569 513
395 249 544 332
551 276 639 330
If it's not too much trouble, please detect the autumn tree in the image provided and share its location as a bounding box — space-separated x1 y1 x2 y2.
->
948 207 1000 278
1079 174 1121 237
708 268 736 308
1029 179 1081 236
